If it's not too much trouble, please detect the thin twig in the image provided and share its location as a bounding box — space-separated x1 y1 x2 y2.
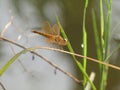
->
0 81 6 90
0 16 13 36
34 46 120 71
0 36 82 85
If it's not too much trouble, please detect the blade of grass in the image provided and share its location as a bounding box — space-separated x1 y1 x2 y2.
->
0 47 83 84
82 29 87 85
82 0 88 85
92 9 103 72
100 1 112 90
100 0 106 89
0 49 28 75
104 0 112 61
100 0 105 55
56 16 96 90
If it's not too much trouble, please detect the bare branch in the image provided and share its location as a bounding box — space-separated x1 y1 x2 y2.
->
0 36 83 85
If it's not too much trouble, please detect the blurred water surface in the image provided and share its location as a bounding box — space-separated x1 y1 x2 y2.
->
0 0 120 90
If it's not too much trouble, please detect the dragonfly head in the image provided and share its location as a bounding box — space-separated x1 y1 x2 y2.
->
55 36 67 46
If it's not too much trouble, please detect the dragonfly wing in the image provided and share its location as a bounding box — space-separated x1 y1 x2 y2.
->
42 21 53 34
52 23 60 35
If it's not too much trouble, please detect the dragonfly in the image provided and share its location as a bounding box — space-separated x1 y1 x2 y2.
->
32 21 67 46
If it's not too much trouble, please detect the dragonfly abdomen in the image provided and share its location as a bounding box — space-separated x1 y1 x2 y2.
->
32 30 53 38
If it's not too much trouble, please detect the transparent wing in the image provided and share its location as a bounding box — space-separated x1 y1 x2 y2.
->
42 21 53 34
52 23 60 35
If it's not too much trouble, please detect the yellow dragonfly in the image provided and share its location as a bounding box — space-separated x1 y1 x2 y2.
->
32 21 67 46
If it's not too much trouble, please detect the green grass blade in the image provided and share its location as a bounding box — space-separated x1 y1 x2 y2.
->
56 16 96 90
92 9 103 61
82 28 87 84
104 0 112 61
100 1 112 90
92 9 103 72
100 0 105 54
82 0 88 85
0 49 28 75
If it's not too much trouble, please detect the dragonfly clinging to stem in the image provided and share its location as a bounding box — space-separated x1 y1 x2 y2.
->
32 21 67 46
